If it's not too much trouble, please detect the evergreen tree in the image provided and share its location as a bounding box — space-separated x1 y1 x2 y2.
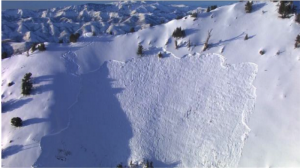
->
295 13 300 24
116 164 123 168
70 33 80 43
2 52 8 59
244 34 249 40
137 44 143 56
11 117 22 127
245 1 253 13
130 27 135 33
295 35 300 48
207 7 211 13
211 5 217 10
172 27 185 38
22 73 33 95
149 161 153 168
278 1 294 18
158 52 163 58
30 43 38 52
191 12 197 18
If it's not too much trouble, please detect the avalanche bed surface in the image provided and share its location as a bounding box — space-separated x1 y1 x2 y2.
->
34 54 257 167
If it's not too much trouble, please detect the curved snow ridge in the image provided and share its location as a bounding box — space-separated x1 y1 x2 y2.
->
107 53 258 167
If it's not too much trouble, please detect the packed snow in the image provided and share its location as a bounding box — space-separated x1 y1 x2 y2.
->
1 1 300 167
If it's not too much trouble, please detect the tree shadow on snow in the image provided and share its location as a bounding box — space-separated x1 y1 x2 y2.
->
252 3 266 13
22 118 49 127
33 75 54 84
1 98 33 113
34 63 133 167
31 75 55 95
209 32 245 48
184 28 199 37
1 145 23 159
143 46 163 57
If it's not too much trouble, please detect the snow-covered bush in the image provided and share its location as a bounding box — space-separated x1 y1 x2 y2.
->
245 1 253 13
172 27 185 38
11 117 22 127
22 73 33 95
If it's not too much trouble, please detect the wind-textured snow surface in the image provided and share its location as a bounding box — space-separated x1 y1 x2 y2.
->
33 54 257 167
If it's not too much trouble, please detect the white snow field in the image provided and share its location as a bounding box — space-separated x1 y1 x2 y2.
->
1 1 300 167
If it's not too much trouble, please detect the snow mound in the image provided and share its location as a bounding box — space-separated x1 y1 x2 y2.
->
34 54 257 167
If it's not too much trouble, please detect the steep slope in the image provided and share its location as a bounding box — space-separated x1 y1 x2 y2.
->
1 1 300 167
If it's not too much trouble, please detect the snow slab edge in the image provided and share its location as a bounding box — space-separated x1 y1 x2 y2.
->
34 53 258 167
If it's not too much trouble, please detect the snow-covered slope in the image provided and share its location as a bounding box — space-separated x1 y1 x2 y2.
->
2 1 196 43
1 1 300 167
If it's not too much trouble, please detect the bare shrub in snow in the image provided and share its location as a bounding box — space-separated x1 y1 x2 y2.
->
203 29 213 51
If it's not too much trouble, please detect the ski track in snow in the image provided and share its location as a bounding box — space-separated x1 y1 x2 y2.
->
34 53 257 167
